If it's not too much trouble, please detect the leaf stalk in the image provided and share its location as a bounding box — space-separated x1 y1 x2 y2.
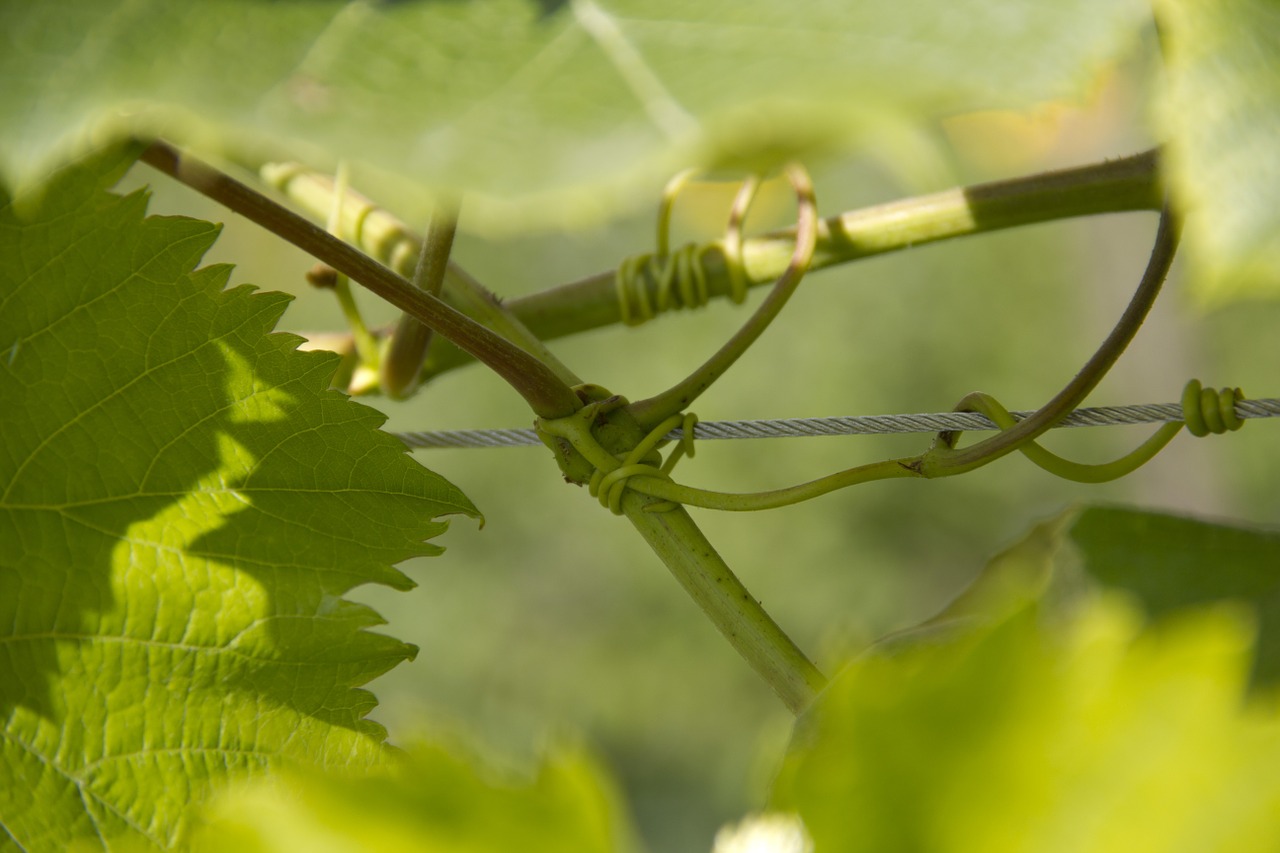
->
140 141 579 418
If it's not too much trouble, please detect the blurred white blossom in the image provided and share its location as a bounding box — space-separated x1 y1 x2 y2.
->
713 813 813 853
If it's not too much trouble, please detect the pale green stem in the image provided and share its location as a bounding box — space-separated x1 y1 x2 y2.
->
331 279 380 368
621 493 827 714
382 201 461 398
538 396 824 711
517 151 1159 330
420 149 1161 379
263 163 580 387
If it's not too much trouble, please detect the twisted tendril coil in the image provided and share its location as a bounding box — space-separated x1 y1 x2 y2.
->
1183 379 1244 437
614 171 759 326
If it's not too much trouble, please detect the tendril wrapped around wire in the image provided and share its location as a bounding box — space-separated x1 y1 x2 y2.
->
566 378 1250 515
935 379 1247 484
547 194 1248 512
1182 380 1245 437
589 412 699 514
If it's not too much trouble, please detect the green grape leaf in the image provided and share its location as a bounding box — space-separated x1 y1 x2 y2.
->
192 740 639 852
1070 505 1280 687
776 599 1280 852
1154 0 1280 302
0 0 1148 234
0 147 479 850
862 511 1073 657
879 505 1280 688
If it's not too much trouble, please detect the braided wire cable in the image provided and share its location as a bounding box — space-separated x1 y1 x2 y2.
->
394 397 1280 450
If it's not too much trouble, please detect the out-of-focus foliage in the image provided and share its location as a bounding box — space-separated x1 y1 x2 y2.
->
1071 505 1280 687
0 148 476 850
0 0 1147 233
775 597 1280 852
711 813 812 853
882 506 1280 684
1154 0 1280 303
192 740 638 853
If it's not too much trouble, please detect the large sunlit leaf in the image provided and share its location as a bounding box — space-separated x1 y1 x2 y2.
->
0 0 1148 233
0 148 479 850
1154 0 1280 302
192 739 639 853
776 599 1280 852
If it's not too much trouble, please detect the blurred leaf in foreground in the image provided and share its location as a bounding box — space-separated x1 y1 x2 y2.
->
0 0 1148 233
1155 0 1280 303
1070 505 1280 687
775 598 1280 852
879 505 1280 689
193 739 639 853
0 148 478 849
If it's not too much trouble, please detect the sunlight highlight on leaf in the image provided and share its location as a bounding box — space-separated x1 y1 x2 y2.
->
776 598 1280 852
1155 0 1280 303
0 147 479 850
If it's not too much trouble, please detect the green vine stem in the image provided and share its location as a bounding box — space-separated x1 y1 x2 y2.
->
747 150 1159 287
441 264 584 388
264 163 581 388
382 201 461 398
623 495 827 715
415 149 1161 381
140 141 581 419
537 388 825 713
270 152 1158 386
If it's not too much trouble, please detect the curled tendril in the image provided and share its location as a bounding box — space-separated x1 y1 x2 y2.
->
661 412 699 475
722 175 761 304
614 171 762 326
589 412 700 514
628 164 818 428
1182 379 1245 437
938 379 1247 484
544 373 1251 515
615 244 712 325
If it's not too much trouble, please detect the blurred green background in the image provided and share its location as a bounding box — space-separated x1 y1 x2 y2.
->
122 53 1279 853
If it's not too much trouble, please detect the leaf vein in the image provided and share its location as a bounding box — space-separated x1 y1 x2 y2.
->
570 0 695 140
